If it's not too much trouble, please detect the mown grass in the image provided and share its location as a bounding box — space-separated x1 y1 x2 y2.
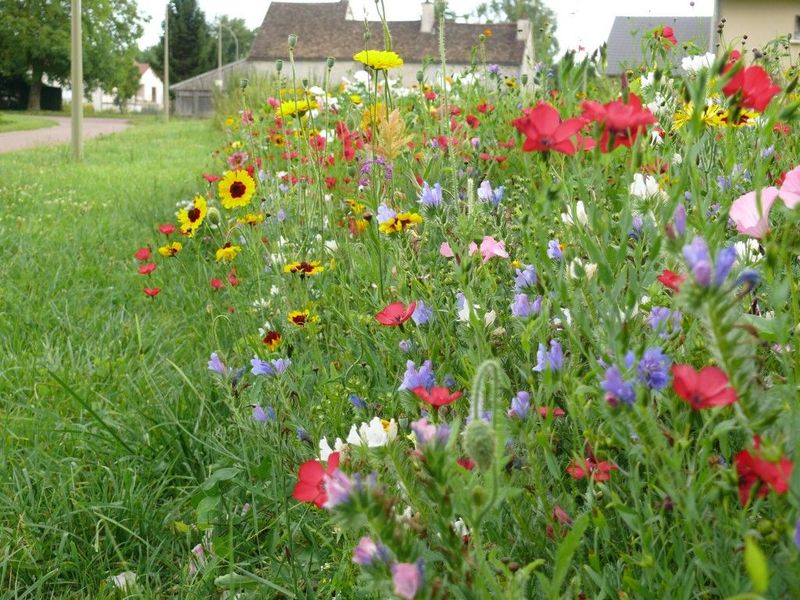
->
0 119 220 597
0 112 58 134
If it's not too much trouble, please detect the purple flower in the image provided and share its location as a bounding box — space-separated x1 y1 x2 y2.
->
511 293 541 318
477 180 504 205
399 360 435 391
683 236 712 287
391 561 424 599
399 339 412 353
601 365 636 406
349 393 367 409
649 307 682 336
410 417 439 446
208 352 226 375
251 356 291 376
547 239 563 260
488 63 500 74
419 182 443 207
514 264 538 291
714 246 737 286
276 208 287 221
353 537 381 566
252 404 275 422
673 203 687 236
508 390 530 419
377 204 397 224
323 469 354 509
735 269 761 292
533 340 563 373
636 347 671 391
412 301 432 325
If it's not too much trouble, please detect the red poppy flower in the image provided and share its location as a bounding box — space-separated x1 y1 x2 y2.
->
722 64 781 112
476 102 495 113
375 301 416 326
228 269 240 286
210 278 224 290
143 287 161 298
202 173 221 183
457 457 476 470
134 247 151 261
465 114 480 128
671 364 737 410
159 224 176 235
411 386 462 408
655 25 677 46
581 93 656 152
657 269 685 292
511 102 592 155
539 406 566 418
292 452 340 508
735 438 794 506
138 263 157 275
567 457 618 481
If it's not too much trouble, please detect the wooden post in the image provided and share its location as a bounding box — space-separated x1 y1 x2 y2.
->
164 2 170 122
70 0 83 160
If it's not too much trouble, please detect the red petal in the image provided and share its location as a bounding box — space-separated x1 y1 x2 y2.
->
671 364 698 401
292 481 320 503
297 460 325 484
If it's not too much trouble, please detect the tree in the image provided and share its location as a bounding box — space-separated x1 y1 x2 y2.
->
474 0 559 64
107 59 141 113
0 0 143 110
214 16 255 65
147 0 215 85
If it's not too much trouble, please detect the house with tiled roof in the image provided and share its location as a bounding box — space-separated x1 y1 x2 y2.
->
172 0 534 116
605 16 713 76
62 62 164 113
713 0 800 62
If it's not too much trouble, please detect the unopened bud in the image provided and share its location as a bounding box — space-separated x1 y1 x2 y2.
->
275 59 283 72
463 419 494 471
288 34 297 49
326 57 335 69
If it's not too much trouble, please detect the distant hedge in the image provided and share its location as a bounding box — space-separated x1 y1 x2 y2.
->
0 76 62 111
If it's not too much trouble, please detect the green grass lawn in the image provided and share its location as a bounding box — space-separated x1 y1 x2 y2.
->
0 111 59 133
0 119 220 596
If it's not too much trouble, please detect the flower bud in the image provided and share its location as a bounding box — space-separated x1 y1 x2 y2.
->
206 206 221 226
326 57 336 69
521 73 528 85
416 71 424 83
463 419 494 471
275 59 283 72
288 34 297 49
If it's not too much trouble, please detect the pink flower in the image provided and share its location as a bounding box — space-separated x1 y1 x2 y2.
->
439 241 455 258
779 165 800 208
729 187 779 238
391 561 423 599
469 235 509 263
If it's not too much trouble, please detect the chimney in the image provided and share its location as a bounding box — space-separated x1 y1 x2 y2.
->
421 1 434 33
516 18 531 42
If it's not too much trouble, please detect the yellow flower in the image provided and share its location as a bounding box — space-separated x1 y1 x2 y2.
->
379 212 423 234
283 260 324 275
361 103 385 130
672 103 727 130
225 116 235 127
215 242 242 262
218 169 256 210
262 330 282 351
158 241 183 257
350 94 362 105
177 195 207 237
346 199 366 215
278 99 317 118
504 78 518 89
288 310 318 327
238 212 265 226
353 49 404 71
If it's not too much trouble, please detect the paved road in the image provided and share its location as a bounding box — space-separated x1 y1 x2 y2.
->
0 116 132 154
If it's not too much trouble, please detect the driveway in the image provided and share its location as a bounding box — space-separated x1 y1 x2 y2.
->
0 116 132 154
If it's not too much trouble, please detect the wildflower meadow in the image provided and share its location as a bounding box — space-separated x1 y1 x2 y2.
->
4 16 800 600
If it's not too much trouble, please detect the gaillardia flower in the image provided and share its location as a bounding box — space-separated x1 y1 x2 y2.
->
379 212 423 234
158 241 183 257
284 261 324 276
177 195 207 237
215 242 242 262
353 49 404 71
218 169 256 210
288 310 318 327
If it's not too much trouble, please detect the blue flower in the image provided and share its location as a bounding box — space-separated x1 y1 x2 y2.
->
508 391 530 419
253 404 276 422
399 359 435 391
251 356 291 376
477 180 504 206
636 347 671 391
398 339 412 353
547 239 563 260
412 301 433 325
510 293 541 318
713 246 737 286
683 236 712 287
533 340 563 373
514 264 538 291
419 181 443 207
376 204 396 224
673 203 686 236
208 352 226 375
349 393 367 409
601 365 636 406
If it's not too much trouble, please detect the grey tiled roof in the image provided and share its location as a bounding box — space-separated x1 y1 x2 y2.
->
606 16 712 75
248 0 526 65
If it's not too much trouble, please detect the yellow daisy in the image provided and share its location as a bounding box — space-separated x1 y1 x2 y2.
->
278 99 317 118
215 242 242 262
238 212 265 226
218 169 256 210
158 241 183 257
177 195 207 237
353 50 404 71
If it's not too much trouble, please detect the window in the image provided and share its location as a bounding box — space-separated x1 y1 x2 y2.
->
152 87 157 102
795 15 800 41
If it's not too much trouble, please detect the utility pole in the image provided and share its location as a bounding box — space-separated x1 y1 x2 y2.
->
216 19 222 88
70 0 83 160
163 2 170 122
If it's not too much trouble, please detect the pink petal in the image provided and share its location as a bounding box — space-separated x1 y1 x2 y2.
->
439 241 455 258
779 165 800 208
729 187 778 239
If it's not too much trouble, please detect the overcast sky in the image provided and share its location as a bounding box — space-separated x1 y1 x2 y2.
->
136 0 714 54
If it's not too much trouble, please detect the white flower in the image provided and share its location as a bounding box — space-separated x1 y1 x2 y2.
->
353 70 370 84
551 308 572 327
319 436 347 461
672 153 683 165
629 173 664 199
650 128 664 145
111 572 137 590
252 298 270 310
270 285 280 296
307 85 325 96
681 52 716 74
346 417 397 448
561 200 588 227
569 258 597 280
640 72 655 88
484 310 497 327
452 518 470 537
735 239 762 263
324 240 338 253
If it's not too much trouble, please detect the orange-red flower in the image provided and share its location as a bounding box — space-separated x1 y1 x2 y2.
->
735 437 794 506
292 452 340 508
375 302 416 326
672 364 737 410
411 386 462 408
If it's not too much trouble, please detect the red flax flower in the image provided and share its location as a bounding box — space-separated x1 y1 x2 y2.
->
158 224 176 235
672 364 737 409
375 301 416 326
722 64 781 112
138 263 157 275
735 437 794 506
654 25 677 47
292 452 340 508
567 457 618 481
511 102 592 155
581 94 656 152
143 287 161 298
657 269 685 292
412 386 462 408
134 247 151 261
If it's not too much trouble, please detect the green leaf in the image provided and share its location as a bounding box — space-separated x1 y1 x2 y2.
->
201 466 241 491
548 512 590 599
744 536 769 594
